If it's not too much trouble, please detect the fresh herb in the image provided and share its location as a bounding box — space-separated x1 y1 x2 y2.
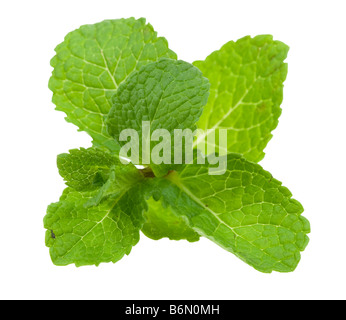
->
45 18 310 273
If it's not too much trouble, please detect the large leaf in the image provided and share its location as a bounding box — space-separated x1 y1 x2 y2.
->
193 35 288 162
45 148 147 266
44 186 146 266
49 18 177 152
147 153 310 273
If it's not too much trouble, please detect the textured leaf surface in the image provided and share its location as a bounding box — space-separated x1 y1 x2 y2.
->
45 150 147 266
106 58 209 166
142 198 200 242
86 163 145 207
49 18 177 151
57 148 119 191
193 35 288 162
149 154 310 273
44 186 146 266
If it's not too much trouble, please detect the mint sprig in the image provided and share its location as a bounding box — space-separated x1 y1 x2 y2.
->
45 18 310 273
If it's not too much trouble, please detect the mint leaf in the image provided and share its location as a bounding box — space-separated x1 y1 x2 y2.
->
193 35 288 162
142 197 200 242
49 18 177 152
45 148 147 266
86 163 144 207
57 147 119 191
148 153 310 273
106 58 210 171
44 188 144 266
47 20 309 273
57 147 144 204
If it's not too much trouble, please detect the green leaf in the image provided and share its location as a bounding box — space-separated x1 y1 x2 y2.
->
46 150 147 266
85 163 144 207
47 22 308 273
44 176 147 266
57 147 119 191
193 35 289 162
49 18 177 152
148 153 310 273
142 197 200 242
106 58 210 174
57 147 143 205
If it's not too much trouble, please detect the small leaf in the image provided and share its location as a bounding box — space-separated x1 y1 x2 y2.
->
142 197 200 242
57 147 118 191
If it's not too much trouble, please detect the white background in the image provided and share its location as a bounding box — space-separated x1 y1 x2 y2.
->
1 0 345 300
